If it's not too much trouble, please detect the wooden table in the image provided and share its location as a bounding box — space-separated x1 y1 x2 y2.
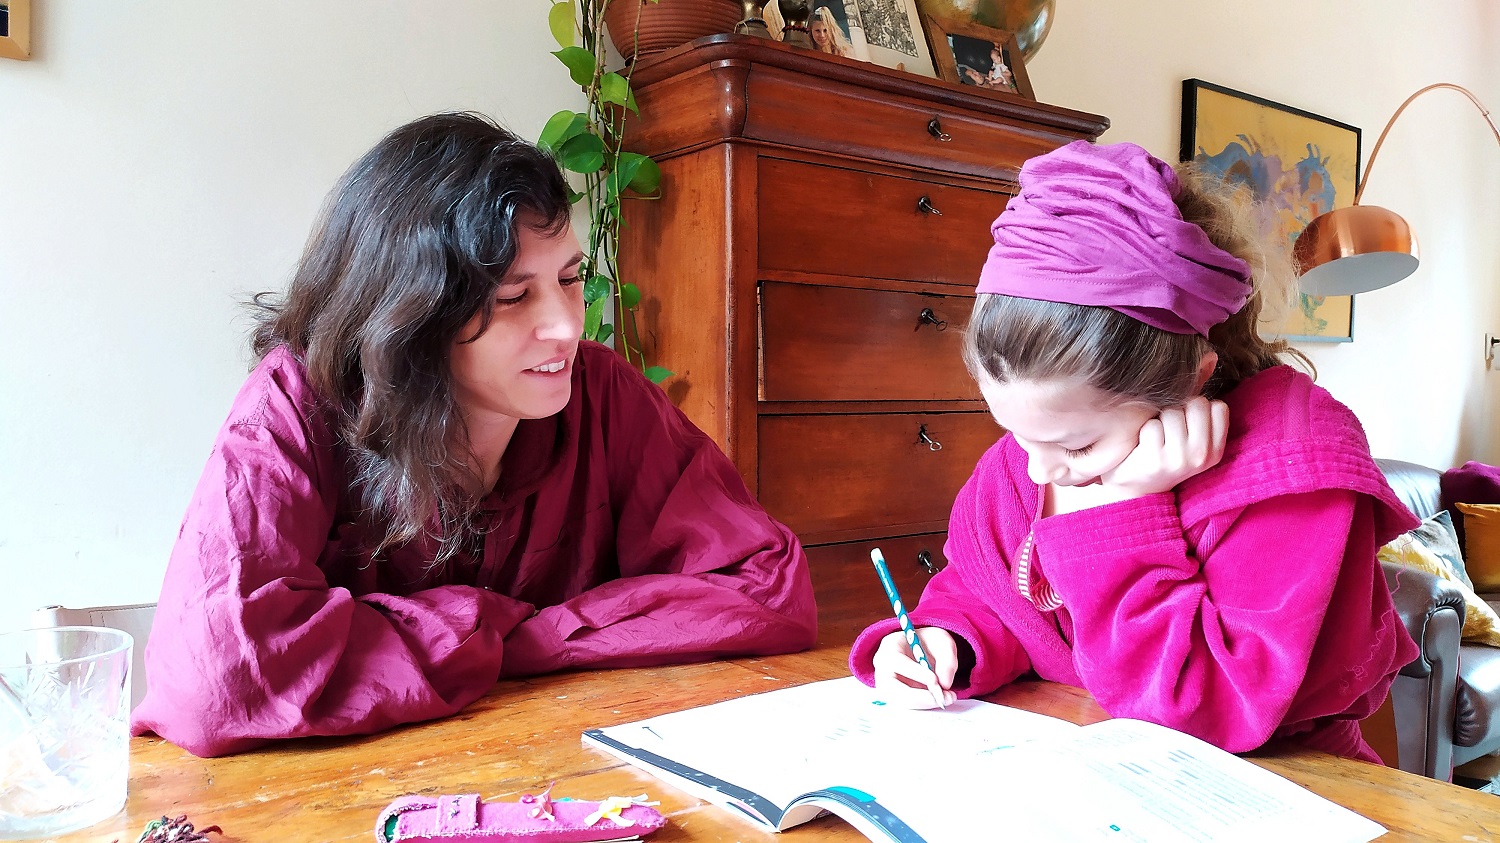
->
51 637 1500 843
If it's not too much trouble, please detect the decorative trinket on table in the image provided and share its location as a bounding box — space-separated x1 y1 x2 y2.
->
375 790 665 842
136 815 223 843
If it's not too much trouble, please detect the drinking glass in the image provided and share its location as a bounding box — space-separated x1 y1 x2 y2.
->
0 626 133 839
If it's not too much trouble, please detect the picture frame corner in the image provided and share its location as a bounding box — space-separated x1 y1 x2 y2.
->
920 15 1034 100
0 0 33 62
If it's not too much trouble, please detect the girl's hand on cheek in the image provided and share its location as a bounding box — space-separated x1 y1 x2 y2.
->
1104 396 1229 497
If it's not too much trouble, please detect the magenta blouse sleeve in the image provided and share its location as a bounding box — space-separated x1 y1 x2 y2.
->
848 472 1032 696
499 360 817 676
1035 488 1385 752
131 364 534 757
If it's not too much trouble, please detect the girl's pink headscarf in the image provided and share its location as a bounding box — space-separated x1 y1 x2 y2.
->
976 140 1252 337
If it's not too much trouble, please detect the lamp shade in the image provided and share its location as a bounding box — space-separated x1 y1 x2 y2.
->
1293 204 1419 296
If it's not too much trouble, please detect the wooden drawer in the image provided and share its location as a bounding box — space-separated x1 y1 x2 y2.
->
758 412 995 543
807 533 948 648
757 157 1004 286
622 40 1109 179
739 63 1097 180
759 281 979 402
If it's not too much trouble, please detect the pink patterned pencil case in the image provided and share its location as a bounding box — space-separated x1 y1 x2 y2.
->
375 791 666 842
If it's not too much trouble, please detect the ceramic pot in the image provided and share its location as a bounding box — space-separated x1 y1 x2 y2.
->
603 0 745 62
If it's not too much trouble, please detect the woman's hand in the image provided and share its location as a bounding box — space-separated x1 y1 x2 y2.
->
870 626 958 709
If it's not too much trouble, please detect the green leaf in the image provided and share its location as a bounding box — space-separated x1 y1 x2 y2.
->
552 46 597 88
566 186 586 205
605 167 639 204
548 1 577 48
643 366 674 384
583 275 611 303
620 152 661 195
558 133 606 174
595 323 615 344
619 282 642 310
599 72 631 107
583 296 606 339
537 110 586 153
613 154 644 191
624 87 640 115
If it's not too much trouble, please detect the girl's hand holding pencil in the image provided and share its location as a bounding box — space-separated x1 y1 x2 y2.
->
871 625 959 709
868 548 958 709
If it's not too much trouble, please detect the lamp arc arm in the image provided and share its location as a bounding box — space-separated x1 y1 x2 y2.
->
1357 83 1500 204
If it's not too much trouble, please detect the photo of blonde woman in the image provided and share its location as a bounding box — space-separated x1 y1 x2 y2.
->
764 0 935 75
809 6 855 57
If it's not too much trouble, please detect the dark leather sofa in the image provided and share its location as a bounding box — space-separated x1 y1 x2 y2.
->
1378 457 1500 780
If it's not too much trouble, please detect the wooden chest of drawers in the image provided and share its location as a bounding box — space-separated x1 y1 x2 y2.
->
619 36 1108 630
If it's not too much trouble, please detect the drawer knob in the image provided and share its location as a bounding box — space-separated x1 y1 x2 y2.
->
916 307 948 331
927 117 953 142
916 195 944 216
916 424 943 451
917 550 939 574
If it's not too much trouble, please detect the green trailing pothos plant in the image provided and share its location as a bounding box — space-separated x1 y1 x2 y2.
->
539 0 671 384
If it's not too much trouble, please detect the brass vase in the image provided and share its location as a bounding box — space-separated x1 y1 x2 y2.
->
775 0 813 49
734 0 776 39
914 0 1054 59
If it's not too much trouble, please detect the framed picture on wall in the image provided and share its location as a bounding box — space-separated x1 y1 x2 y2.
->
0 0 32 61
1180 78 1361 343
923 17 1033 98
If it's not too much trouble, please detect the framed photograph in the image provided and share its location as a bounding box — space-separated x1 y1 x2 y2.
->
849 0 936 76
767 1 937 77
1181 78 1361 342
0 0 32 61
923 18 1033 99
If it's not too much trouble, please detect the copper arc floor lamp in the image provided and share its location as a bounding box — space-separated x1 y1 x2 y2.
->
1294 83 1500 297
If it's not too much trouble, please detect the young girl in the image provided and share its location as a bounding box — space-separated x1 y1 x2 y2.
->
850 141 1417 764
985 43 1016 92
133 113 817 757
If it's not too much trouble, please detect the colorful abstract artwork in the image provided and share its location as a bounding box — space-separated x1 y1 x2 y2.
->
1180 79 1361 342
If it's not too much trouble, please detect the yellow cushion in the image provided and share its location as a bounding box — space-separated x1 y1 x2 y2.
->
1456 502 1500 593
1379 533 1500 647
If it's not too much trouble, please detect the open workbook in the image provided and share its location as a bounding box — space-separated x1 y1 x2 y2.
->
583 677 1385 843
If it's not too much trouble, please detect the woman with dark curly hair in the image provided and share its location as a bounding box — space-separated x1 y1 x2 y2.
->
133 112 817 757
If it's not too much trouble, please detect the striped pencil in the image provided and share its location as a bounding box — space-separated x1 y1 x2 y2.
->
869 547 947 709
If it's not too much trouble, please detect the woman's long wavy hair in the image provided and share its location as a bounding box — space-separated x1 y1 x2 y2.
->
963 164 1311 407
251 112 571 563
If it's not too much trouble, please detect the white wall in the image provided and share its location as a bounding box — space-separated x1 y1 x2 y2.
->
1026 1 1500 468
2 2 1497 630
0 2 583 630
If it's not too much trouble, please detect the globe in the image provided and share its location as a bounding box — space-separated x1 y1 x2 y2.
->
915 0 1055 60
